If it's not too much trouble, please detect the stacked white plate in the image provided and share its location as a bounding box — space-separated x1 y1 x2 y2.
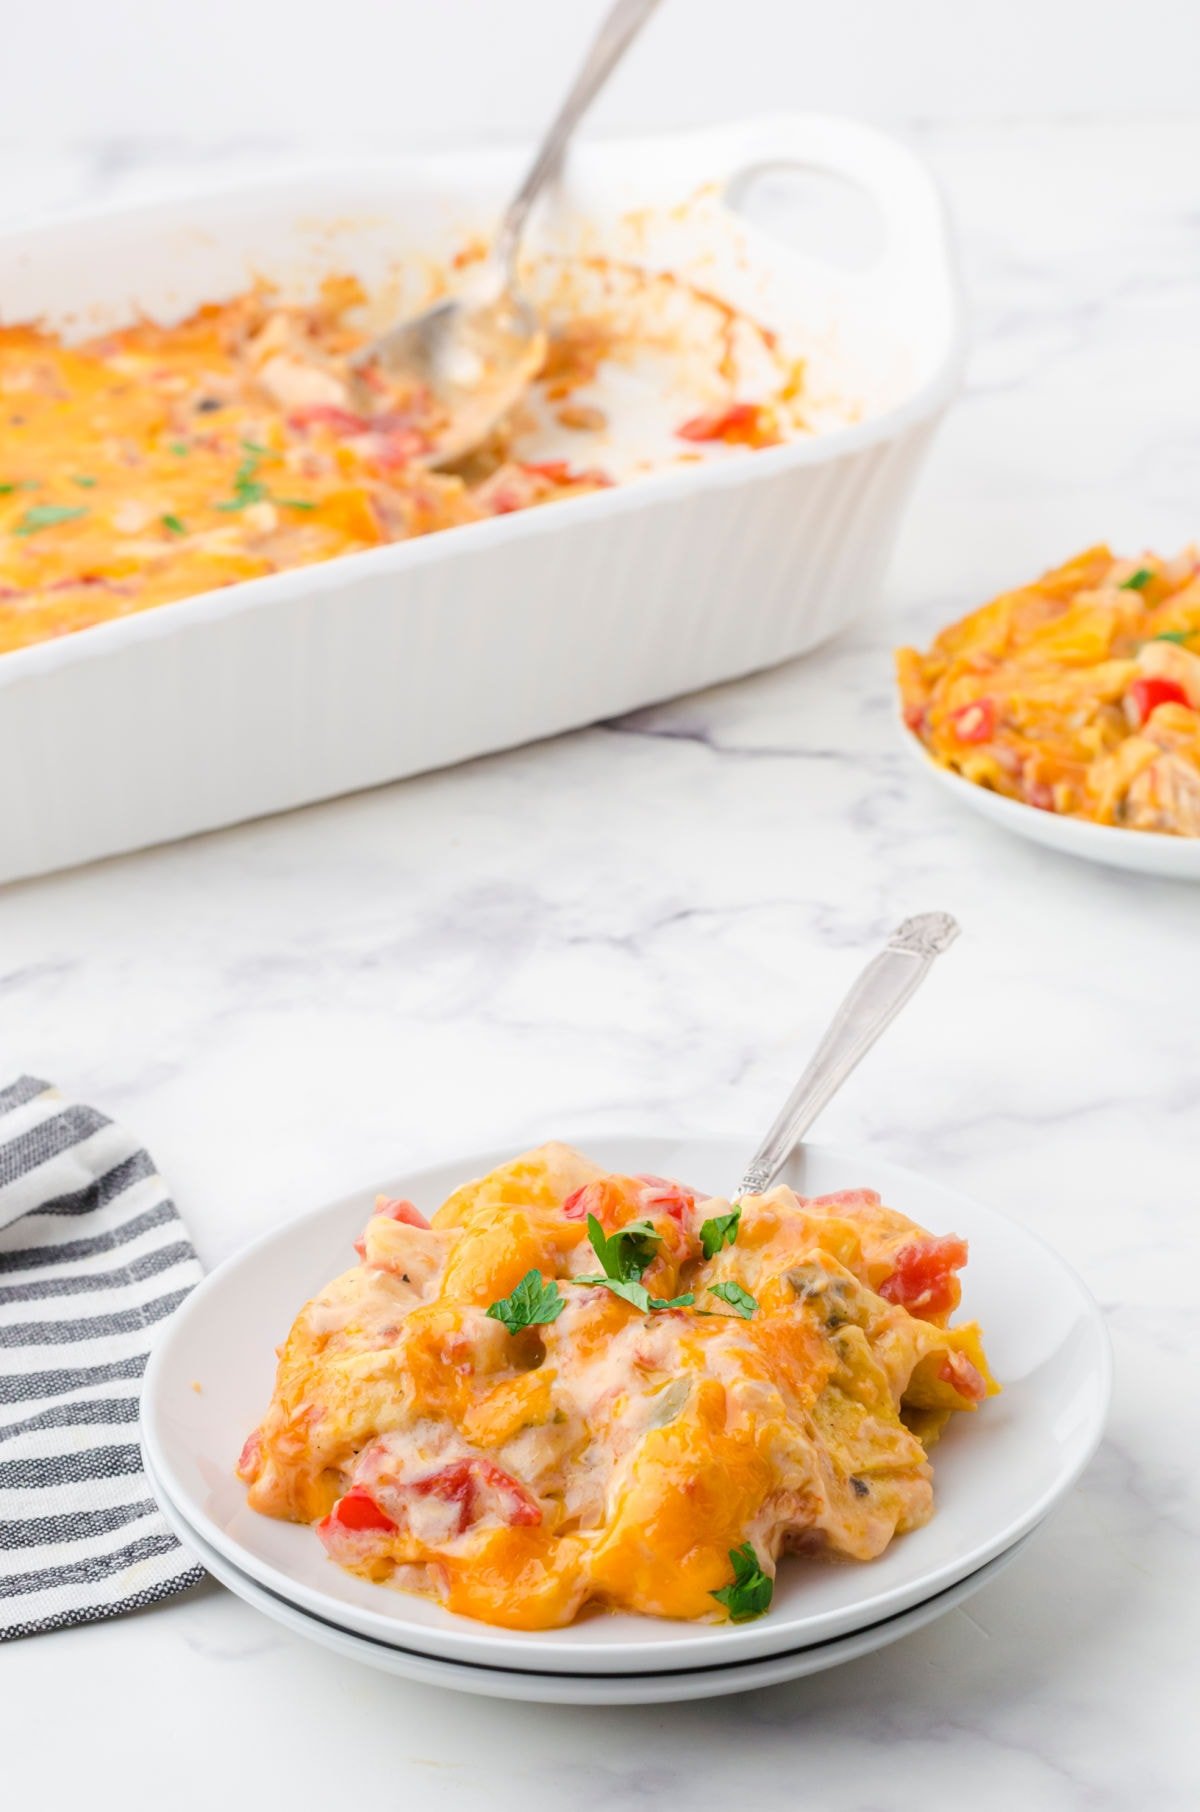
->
141 1137 1111 1704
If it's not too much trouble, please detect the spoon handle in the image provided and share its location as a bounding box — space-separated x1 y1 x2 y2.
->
493 0 663 275
735 913 961 1200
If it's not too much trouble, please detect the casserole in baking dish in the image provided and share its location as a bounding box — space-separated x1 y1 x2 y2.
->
0 252 858 654
0 117 964 881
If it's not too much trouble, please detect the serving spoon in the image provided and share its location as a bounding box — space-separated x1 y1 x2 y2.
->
352 0 663 465
734 912 960 1201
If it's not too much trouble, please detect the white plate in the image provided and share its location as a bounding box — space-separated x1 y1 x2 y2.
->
902 722 1200 879
145 1441 1038 1705
141 1136 1110 1675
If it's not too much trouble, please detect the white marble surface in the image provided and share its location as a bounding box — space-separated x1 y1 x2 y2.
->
2 121 1198 1809
9 0 1200 141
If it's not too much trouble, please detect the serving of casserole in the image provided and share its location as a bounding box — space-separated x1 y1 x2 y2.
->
237 1142 996 1631
898 544 1200 838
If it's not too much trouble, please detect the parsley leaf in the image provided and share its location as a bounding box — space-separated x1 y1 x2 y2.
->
575 1213 691 1312
13 504 88 537
1154 629 1196 645
585 1212 662 1284
1120 567 1153 591
168 440 191 456
574 1275 694 1313
575 1275 651 1311
711 1543 773 1621
71 475 97 488
215 477 269 512
707 1280 759 1319
161 514 187 536
277 498 316 511
240 438 275 459
485 1269 566 1336
700 1205 741 1260
0 483 15 495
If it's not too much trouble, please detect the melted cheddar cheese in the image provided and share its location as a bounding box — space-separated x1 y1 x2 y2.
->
898 545 1200 836
238 1143 997 1630
0 277 616 656
0 254 826 658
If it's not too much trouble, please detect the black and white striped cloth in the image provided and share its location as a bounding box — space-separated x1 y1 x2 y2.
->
0 1076 203 1640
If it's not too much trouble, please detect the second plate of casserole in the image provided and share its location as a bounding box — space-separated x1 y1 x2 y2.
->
141 1134 1110 1674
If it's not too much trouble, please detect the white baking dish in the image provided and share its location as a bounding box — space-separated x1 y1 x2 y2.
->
0 117 965 882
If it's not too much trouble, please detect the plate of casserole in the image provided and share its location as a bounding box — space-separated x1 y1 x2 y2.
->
141 1134 1109 1678
898 543 1200 878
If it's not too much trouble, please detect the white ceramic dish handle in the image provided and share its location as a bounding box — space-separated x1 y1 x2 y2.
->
714 112 959 310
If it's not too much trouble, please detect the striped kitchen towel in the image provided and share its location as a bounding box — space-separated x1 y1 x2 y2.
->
0 1076 204 1639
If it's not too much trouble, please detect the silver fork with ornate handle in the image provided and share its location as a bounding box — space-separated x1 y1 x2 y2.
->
735 913 961 1201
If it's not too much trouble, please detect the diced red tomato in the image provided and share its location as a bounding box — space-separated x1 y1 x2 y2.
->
951 698 996 744
519 460 613 488
354 1194 430 1258
1127 675 1189 726
938 1351 987 1402
520 459 574 483
902 701 929 735
561 1179 624 1224
810 1188 882 1209
878 1235 969 1318
676 402 778 447
369 432 427 470
326 1488 397 1533
411 1459 541 1535
635 1174 696 1222
236 1430 262 1478
287 404 371 436
562 1177 653 1229
374 1197 430 1229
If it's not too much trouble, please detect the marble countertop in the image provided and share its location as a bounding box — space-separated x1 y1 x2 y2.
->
2 121 1197 1810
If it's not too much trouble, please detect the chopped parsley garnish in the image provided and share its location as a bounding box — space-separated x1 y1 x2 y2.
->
13 504 88 537
575 1276 694 1314
168 440 191 456
700 1205 741 1260
1120 567 1153 591
711 1543 773 1621
0 483 14 495
574 1211 692 1312
485 1269 565 1336
215 443 294 513
277 498 316 511
707 1280 758 1319
584 1213 662 1284
1154 629 1196 645
215 475 269 512
71 475 97 488
161 514 187 536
